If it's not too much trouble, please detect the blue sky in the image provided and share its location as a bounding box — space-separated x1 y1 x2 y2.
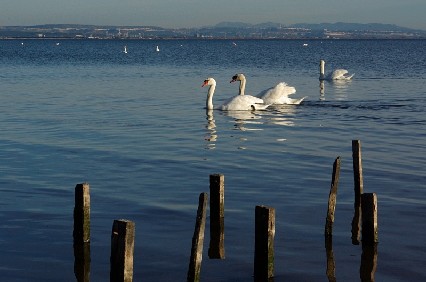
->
1 0 425 30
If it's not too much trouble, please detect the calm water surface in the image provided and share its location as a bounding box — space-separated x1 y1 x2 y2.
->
0 39 425 281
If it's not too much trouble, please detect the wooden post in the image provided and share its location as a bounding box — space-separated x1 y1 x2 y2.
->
325 157 341 236
187 193 208 282
208 174 225 259
254 205 275 281
361 193 378 245
352 140 364 206
352 140 363 244
110 220 135 282
73 183 90 243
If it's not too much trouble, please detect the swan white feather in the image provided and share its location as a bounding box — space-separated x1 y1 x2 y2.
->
230 73 306 105
202 78 269 111
319 59 354 81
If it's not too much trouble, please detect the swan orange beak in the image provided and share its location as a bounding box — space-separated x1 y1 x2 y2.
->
230 75 238 83
202 80 209 87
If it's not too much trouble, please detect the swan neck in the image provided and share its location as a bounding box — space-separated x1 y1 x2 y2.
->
319 60 325 79
239 77 246 95
206 84 215 110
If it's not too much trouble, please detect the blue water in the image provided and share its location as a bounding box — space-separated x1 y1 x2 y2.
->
0 39 425 281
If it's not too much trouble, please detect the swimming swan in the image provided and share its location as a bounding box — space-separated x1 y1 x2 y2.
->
319 59 354 81
202 78 269 111
230 73 305 105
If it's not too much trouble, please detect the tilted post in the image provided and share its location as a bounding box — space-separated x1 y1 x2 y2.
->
325 157 341 236
187 193 208 282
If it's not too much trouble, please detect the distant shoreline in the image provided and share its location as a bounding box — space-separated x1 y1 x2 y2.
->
2 22 425 40
2 37 425 40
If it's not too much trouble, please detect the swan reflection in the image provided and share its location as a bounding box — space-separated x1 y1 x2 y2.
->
223 110 264 132
205 109 217 149
333 79 352 100
268 105 297 127
318 79 352 101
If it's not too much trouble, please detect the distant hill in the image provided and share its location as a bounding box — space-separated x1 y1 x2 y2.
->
214 22 283 29
213 21 421 32
214 22 252 28
289 22 419 32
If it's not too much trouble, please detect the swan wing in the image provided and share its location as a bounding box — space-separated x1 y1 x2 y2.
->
258 82 297 104
331 69 354 80
286 96 307 105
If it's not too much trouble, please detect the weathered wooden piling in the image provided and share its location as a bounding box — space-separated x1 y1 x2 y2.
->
208 174 225 259
187 192 208 282
325 157 341 237
361 193 378 245
352 140 364 207
254 205 275 281
73 183 91 243
110 219 135 282
351 140 363 244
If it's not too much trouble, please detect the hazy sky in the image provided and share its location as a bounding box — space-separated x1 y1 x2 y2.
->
1 0 425 30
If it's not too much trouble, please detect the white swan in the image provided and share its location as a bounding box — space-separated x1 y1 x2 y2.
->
319 59 354 81
202 78 269 111
123 46 128 54
230 73 305 105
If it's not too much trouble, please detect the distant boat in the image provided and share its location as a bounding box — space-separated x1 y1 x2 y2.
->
56 42 60 46
156 45 160 52
303 43 308 47
124 46 128 54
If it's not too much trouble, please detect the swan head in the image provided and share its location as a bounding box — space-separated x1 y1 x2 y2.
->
202 77 216 87
230 73 245 83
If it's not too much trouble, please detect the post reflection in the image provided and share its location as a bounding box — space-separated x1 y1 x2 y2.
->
74 242 91 282
325 236 336 282
205 109 217 149
324 236 378 281
360 243 378 282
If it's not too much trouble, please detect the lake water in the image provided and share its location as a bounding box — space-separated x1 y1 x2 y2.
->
0 39 425 281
